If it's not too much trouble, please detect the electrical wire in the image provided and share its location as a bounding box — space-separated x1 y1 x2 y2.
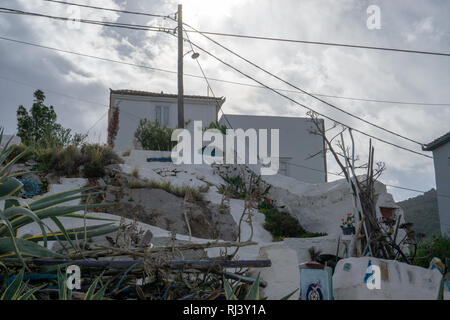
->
41 0 175 19
182 37 433 159
0 36 449 108
37 0 450 58
0 9 436 156
183 22 426 146
0 7 173 33
183 29 450 58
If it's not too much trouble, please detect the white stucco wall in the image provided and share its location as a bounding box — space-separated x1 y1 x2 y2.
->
333 257 443 300
219 114 326 184
110 93 220 153
432 142 450 237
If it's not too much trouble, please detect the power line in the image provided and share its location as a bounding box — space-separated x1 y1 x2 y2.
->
182 37 433 159
0 7 173 33
184 29 450 58
33 0 450 58
0 36 182 75
0 75 109 109
287 161 450 199
183 22 425 146
0 31 430 157
41 0 175 19
86 110 108 134
1 35 449 109
4 5 450 109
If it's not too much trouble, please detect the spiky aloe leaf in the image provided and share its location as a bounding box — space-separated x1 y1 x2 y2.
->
0 146 15 166
0 149 29 179
0 177 23 198
24 224 119 243
64 212 117 221
0 211 27 268
223 277 237 300
27 187 97 210
3 203 112 233
3 206 47 247
0 237 66 259
280 288 299 300
244 272 261 300
84 271 106 300
18 283 47 300
57 267 71 300
28 191 104 212
0 268 25 300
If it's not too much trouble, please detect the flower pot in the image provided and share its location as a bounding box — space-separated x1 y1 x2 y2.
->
342 226 355 235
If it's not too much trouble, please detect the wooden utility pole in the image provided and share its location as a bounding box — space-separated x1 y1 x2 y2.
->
177 4 184 128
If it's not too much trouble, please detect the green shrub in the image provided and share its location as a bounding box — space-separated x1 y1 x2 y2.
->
413 236 450 268
51 145 83 176
9 143 122 178
258 201 326 241
81 144 122 178
134 119 175 151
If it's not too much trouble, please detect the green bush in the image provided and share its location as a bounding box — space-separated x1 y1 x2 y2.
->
51 145 83 176
258 201 326 241
134 119 175 151
413 236 450 268
7 143 122 178
81 144 122 178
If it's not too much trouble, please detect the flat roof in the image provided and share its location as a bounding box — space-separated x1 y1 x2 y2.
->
110 89 225 103
422 131 450 151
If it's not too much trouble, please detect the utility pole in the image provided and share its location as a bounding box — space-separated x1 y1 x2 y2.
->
177 4 184 129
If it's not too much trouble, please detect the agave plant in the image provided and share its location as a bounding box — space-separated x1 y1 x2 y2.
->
223 273 299 300
0 129 118 266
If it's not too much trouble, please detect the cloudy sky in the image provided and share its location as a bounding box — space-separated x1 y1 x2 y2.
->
0 0 449 201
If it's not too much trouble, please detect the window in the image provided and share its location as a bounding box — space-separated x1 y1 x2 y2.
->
155 106 169 126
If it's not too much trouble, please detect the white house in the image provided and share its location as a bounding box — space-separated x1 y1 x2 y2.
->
107 89 225 152
423 131 450 237
219 114 327 184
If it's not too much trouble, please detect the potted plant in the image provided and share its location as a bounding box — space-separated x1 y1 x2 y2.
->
340 213 355 235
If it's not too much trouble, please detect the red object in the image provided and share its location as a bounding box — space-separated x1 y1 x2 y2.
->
380 207 396 219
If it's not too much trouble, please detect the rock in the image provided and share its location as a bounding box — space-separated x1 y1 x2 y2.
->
332 257 443 300
103 187 238 241
105 164 122 172
45 173 60 184
96 178 106 188
25 159 38 167
10 163 32 174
